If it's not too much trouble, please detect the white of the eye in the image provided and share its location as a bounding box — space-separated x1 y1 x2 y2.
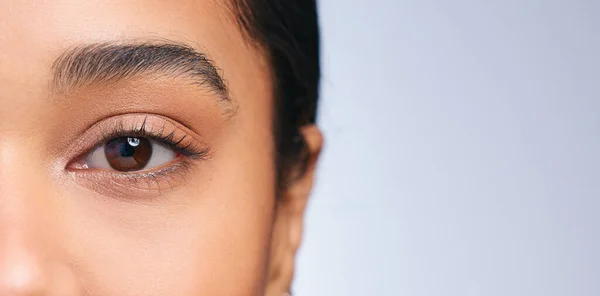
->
86 145 111 170
85 140 177 171
144 142 177 169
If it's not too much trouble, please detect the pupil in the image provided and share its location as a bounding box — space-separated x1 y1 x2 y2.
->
105 137 153 171
119 140 136 157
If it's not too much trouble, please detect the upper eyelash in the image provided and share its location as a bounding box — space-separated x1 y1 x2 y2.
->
94 116 211 160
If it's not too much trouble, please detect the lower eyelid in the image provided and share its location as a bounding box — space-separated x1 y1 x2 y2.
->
68 160 196 200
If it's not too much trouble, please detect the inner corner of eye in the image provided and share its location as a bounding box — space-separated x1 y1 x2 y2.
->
66 154 91 170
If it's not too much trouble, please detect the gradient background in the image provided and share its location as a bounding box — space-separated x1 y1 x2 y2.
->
294 0 600 295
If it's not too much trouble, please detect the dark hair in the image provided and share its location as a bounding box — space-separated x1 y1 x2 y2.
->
232 1 321 189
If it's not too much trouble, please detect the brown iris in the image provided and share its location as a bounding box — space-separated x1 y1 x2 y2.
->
105 137 153 171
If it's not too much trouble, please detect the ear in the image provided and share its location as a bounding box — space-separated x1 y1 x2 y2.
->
264 125 323 296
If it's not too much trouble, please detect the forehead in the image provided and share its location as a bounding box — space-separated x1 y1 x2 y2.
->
0 0 237 47
0 0 270 102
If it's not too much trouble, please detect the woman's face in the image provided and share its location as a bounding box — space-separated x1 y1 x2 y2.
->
0 1 320 295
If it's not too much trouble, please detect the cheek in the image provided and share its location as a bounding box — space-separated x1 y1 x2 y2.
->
62 165 276 295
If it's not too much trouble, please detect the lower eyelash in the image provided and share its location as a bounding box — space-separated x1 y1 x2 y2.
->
71 159 196 199
115 161 193 190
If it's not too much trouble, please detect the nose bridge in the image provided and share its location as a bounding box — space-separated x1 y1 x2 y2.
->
0 166 52 294
0 174 54 259
0 143 81 295
0 141 53 245
0 141 55 238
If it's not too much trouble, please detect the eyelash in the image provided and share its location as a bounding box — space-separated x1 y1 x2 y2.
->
93 117 211 162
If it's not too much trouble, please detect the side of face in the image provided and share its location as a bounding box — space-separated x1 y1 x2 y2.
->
0 1 320 295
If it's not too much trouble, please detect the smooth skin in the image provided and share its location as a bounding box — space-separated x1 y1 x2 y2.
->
0 1 322 295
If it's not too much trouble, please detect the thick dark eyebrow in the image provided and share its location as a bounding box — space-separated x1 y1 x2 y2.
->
51 42 229 100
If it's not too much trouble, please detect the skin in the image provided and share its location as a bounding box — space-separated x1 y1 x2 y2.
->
0 1 322 295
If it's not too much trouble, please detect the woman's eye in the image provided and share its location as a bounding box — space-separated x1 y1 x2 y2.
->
85 137 177 172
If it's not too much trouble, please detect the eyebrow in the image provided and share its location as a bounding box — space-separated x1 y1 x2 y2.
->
51 42 229 100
